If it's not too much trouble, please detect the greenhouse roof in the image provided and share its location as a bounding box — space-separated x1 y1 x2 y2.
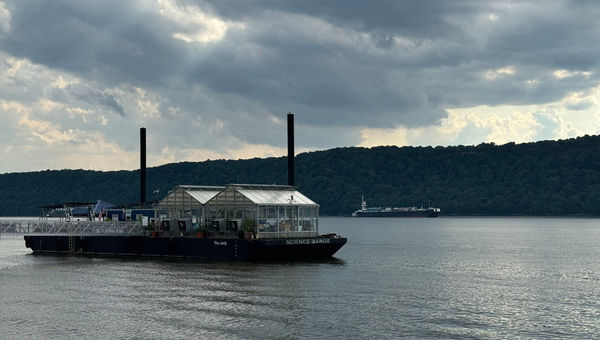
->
157 184 318 209
207 184 318 206
237 188 316 205
156 185 224 209
180 186 224 204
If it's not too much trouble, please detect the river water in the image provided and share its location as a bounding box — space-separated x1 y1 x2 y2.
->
1 217 600 339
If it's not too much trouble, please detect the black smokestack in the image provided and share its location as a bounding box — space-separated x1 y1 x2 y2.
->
140 127 146 204
287 113 294 186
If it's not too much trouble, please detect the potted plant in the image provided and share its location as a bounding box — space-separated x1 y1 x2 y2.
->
196 224 208 238
242 219 256 239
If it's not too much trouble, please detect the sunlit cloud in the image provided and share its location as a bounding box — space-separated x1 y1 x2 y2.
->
156 0 237 43
484 66 515 80
17 131 139 172
18 113 77 144
33 99 62 112
553 69 592 79
51 75 79 90
360 85 600 147
0 99 26 113
135 87 161 118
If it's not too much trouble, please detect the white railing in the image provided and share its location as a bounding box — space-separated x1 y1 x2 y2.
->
0 220 144 236
257 230 319 239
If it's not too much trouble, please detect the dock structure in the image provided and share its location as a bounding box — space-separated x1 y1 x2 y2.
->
0 219 143 236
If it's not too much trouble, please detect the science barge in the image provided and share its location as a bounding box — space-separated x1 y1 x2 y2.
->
14 114 346 261
352 196 440 217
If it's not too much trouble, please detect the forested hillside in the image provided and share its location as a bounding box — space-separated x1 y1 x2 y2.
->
2 135 600 216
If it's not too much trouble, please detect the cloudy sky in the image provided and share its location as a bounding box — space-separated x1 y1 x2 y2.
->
0 0 599 173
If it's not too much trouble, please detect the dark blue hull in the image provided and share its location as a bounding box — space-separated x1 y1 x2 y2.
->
23 235 346 261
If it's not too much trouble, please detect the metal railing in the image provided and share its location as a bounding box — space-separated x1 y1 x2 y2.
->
0 220 144 236
257 230 319 239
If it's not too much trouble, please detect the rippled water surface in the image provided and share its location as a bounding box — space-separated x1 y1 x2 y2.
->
2 217 600 339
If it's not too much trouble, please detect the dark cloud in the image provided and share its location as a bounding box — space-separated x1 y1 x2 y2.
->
1 1 185 84
44 81 125 117
203 0 479 39
194 0 600 128
74 89 125 117
1 0 600 150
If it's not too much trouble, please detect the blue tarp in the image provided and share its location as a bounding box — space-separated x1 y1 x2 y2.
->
93 200 114 214
71 200 114 216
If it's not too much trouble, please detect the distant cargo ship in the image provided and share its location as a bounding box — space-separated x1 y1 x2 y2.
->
352 197 440 217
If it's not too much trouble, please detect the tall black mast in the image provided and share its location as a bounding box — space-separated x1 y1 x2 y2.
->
140 127 146 204
287 113 294 187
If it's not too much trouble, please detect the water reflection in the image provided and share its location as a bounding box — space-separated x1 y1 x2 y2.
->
2 218 600 338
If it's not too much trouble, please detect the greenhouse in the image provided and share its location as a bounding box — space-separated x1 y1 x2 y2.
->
204 184 319 238
154 185 224 232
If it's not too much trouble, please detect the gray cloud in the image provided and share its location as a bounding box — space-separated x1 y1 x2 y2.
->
72 89 125 117
1 1 189 85
534 112 560 141
566 100 593 111
1 0 600 154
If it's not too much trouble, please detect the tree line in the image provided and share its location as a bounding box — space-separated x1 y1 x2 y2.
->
2 135 600 216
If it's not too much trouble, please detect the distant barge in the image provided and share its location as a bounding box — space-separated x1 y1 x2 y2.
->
352 197 440 217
